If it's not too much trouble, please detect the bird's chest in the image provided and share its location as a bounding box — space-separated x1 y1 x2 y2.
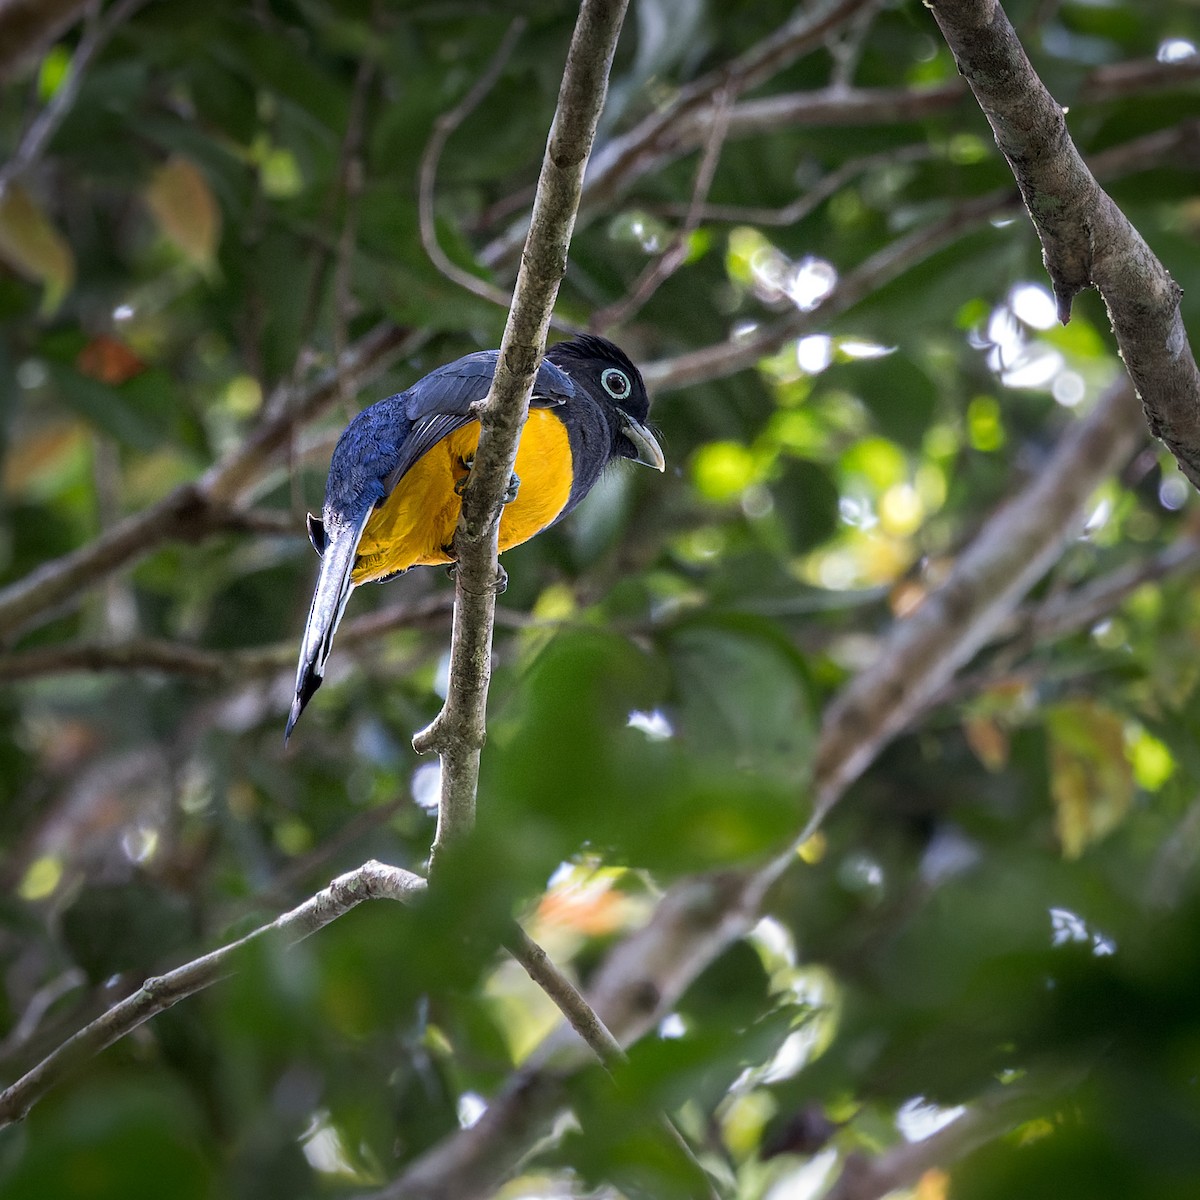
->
352 408 573 583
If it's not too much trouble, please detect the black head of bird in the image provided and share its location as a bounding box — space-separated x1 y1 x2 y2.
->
285 334 664 741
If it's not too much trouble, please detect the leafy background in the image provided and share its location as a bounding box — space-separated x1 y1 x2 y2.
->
3 0 1200 1197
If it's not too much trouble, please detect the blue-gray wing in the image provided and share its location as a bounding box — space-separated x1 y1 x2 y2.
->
378 351 576 496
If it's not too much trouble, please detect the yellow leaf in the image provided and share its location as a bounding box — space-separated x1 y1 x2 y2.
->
964 714 1009 771
915 1167 949 1200
146 156 221 269
1048 701 1133 858
0 183 75 312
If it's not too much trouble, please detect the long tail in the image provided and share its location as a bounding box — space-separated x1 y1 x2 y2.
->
285 509 370 743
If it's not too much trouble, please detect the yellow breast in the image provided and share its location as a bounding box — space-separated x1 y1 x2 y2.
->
351 407 573 584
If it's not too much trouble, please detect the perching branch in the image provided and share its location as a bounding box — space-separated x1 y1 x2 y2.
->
0 861 426 1127
926 0 1200 489
413 0 630 870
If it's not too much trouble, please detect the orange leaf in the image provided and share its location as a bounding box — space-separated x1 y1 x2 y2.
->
76 335 146 385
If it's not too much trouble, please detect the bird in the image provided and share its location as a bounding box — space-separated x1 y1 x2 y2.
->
285 334 664 742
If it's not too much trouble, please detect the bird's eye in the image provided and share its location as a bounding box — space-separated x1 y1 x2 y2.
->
601 368 630 399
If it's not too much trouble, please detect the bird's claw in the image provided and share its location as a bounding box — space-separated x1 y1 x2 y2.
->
452 459 519 506
453 455 475 497
444 561 508 595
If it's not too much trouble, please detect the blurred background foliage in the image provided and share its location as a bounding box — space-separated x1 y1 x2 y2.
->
3 0 1200 1196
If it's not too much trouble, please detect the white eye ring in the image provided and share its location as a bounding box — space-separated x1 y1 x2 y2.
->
601 368 630 399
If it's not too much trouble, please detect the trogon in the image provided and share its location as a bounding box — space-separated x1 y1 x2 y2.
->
286 334 664 740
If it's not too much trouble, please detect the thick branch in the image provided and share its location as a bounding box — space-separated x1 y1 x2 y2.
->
820 1087 1037 1200
927 0 1200 488
811 374 1143 816
414 0 629 870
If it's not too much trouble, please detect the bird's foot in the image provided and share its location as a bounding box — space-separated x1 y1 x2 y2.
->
444 561 507 594
453 455 474 497
453 460 519 505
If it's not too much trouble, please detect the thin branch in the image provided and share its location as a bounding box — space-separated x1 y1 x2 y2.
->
622 53 1200 214
645 143 937 228
505 924 625 1068
642 187 1016 395
480 0 879 271
0 594 562 682
641 115 1200 397
414 0 630 872
923 529 1200 713
0 0 148 187
828 0 886 89
0 861 426 1127
593 86 733 333
417 16 529 314
0 0 89 80
1026 531 1200 643
482 53 1200 269
503 925 720 1199
927 0 1200 489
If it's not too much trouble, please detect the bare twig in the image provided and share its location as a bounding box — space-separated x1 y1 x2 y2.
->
927 0 1200 489
413 0 630 871
483 52 1200 270
829 0 886 88
642 188 1016 395
641 114 1200 397
481 0 879 271
0 0 89 80
646 143 937 227
0 861 426 1127
0 0 148 187
417 16 529 314
593 86 733 333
